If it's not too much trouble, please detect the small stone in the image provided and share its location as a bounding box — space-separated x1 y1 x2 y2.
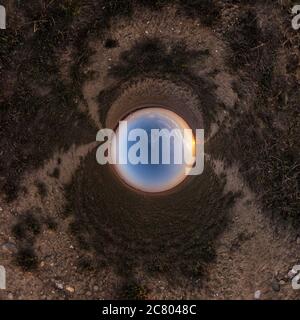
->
86 291 92 296
0 207 3 211
1 242 17 253
271 279 280 292
254 290 261 300
66 286 75 293
297 237 300 244
93 285 99 292
55 282 64 290
279 280 286 285
40 261 45 267
7 293 13 300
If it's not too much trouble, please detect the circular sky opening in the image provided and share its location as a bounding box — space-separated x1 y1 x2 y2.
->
112 107 195 193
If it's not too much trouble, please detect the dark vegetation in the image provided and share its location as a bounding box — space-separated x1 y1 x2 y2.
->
12 210 57 270
0 0 96 201
12 212 41 243
109 39 209 78
224 9 262 70
209 3 300 224
49 167 60 179
15 246 39 271
35 181 48 198
1 0 220 201
43 216 58 231
119 281 149 300
104 38 119 48
99 38 218 131
12 211 41 271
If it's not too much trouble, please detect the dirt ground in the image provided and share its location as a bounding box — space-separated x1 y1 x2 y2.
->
0 0 299 299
